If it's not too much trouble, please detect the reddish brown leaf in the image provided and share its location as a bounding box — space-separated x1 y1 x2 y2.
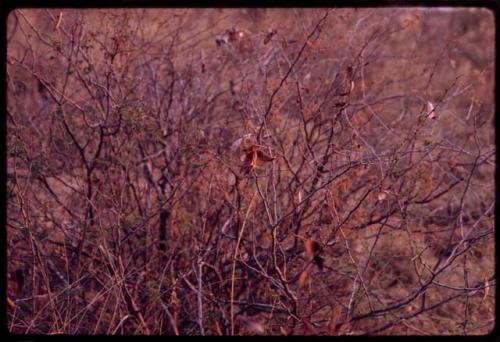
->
55 11 63 30
256 150 275 162
295 190 303 204
241 150 257 174
304 239 321 259
215 320 223 335
483 277 490 301
7 296 16 309
298 269 309 287
305 239 324 270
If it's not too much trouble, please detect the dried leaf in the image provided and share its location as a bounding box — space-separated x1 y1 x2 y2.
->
223 191 232 204
377 192 387 201
427 101 434 113
295 190 303 204
241 152 257 174
279 326 288 335
232 134 254 152
298 270 309 287
241 145 274 173
427 101 437 119
256 150 275 162
450 59 456 69
215 320 223 335
55 11 63 30
231 137 244 152
305 239 324 270
304 239 321 259
483 278 490 301
7 296 16 309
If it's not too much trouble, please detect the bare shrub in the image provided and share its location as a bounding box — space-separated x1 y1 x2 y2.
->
7 8 495 335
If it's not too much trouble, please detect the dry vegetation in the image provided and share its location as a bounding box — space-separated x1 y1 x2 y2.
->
6 8 495 335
